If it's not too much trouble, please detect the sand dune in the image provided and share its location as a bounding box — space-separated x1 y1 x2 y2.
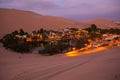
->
0 46 120 80
83 18 120 29
0 8 86 38
0 8 119 38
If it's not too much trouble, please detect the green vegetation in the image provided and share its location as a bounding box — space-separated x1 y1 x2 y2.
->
100 28 120 34
1 29 30 53
0 25 120 55
10 43 31 53
75 37 89 49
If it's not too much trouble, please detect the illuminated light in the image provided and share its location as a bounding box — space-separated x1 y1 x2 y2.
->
82 47 106 54
88 39 92 42
72 47 76 51
85 44 87 46
26 37 32 42
66 50 79 57
66 47 107 57
66 45 107 57
80 44 92 51
15 35 21 38
80 48 85 51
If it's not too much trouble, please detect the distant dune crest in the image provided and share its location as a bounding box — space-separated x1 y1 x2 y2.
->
83 18 120 29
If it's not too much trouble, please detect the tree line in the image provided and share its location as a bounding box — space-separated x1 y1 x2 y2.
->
0 24 120 55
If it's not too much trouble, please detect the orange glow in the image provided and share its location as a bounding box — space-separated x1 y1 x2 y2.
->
80 44 92 51
66 50 79 57
66 47 107 57
26 37 32 42
72 47 76 51
88 39 92 42
82 47 106 54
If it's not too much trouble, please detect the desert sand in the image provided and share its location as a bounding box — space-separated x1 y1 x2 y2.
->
0 8 86 38
82 18 120 29
0 8 120 80
1 8 119 38
0 44 120 80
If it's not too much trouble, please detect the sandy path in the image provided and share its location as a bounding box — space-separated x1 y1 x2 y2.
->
0 46 120 80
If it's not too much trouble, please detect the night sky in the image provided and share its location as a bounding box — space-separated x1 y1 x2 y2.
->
0 0 120 20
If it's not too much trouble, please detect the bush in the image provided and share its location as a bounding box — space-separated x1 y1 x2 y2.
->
39 42 68 55
75 37 89 49
10 43 31 53
0 38 2 43
2 34 16 48
39 44 59 55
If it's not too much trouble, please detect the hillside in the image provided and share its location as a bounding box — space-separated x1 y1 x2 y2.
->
82 18 120 29
0 8 85 38
0 8 119 38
